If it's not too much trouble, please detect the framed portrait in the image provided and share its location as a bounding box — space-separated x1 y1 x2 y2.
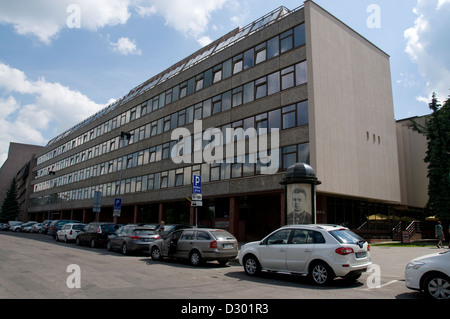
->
286 183 313 224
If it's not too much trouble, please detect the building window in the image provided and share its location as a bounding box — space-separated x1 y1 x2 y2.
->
281 66 295 90
282 104 297 129
280 29 293 53
296 61 307 85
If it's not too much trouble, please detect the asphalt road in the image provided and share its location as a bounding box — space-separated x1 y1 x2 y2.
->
0 231 441 300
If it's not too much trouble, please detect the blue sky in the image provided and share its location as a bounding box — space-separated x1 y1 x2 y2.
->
0 0 449 166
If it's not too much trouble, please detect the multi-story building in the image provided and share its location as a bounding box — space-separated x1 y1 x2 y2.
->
27 1 402 241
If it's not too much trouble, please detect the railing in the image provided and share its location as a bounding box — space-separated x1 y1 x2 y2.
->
392 222 402 240
406 221 420 238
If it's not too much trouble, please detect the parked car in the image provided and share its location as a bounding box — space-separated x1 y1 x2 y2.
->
405 250 450 299
21 222 37 232
9 222 24 232
56 223 86 243
150 228 238 266
41 220 53 234
239 224 372 286
1 223 10 231
47 220 81 238
157 224 191 238
76 222 118 248
107 225 161 255
31 223 44 233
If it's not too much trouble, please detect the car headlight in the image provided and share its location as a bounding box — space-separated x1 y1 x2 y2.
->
406 261 425 270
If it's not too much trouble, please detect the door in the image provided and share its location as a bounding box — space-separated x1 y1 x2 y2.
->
259 229 291 271
164 230 183 257
176 230 196 258
286 230 322 273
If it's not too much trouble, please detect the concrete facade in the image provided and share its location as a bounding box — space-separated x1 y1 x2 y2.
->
24 2 408 241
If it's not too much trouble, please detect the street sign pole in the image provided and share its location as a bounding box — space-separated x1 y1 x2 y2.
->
192 175 202 228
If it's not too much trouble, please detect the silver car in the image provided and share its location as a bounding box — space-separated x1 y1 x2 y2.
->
150 228 238 266
107 225 161 255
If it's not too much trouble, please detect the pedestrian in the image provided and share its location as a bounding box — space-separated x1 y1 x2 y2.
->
435 221 445 248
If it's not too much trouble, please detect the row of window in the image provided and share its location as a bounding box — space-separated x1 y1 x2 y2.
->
36 23 306 166
36 60 307 179
34 101 308 193
32 142 309 207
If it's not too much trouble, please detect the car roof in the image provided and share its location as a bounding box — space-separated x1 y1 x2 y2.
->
280 224 349 231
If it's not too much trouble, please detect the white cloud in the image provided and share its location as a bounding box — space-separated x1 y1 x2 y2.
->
0 63 108 166
135 0 230 45
404 0 450 104
0 0 131 44
110 37 142 55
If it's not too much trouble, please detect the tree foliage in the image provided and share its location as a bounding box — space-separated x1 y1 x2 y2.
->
0 178 20 222
413 93 450 219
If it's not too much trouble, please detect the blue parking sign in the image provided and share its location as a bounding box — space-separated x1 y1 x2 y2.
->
114 198 122 210
193 175 201 194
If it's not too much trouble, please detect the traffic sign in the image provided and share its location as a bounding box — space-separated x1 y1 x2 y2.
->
113 198 122 217
191 200 203 207
192 193 202 201
193 175 201 194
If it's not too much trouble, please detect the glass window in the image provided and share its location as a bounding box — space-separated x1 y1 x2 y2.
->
281 66 295 90
255 77 267 99
197 231 211 240
291 229 308 244
298 143 310 164
212 95 221 115
280 29 293 53
268 109 281 131
267 71 280 95
203 100 212 118
296 61 307 85
223 59 232 79
294 24 306 47
213 68 222 83
266 229 291 245
232 87 243 107
204 69 213 88
210 163 220 181
267 35 279 59
282 105 297 129
255 42 267 64
283 145 297 169
243 48 254 70
222 91 231 111
243 82 254 104
233 54 243 74
297 101 308 126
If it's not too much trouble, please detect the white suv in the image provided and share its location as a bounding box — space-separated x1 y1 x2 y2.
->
239 224 372 285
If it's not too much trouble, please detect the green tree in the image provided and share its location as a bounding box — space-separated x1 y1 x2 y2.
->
413 93 450 219
0 178 20 222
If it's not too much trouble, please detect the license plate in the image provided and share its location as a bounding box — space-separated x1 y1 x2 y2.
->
222 243 234 249
355 252 366 258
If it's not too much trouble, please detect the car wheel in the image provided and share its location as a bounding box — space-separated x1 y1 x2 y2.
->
310 262 334 286
243 255 261 276
55 235 59 242
122 243 128 255
76 237 81 246
64 236 69 243
423 273 450 300
90 239 96 248
106 240 112 251
189 250 202 266
151 246 161 261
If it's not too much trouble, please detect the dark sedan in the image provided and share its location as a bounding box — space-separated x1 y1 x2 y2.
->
76 222 118 248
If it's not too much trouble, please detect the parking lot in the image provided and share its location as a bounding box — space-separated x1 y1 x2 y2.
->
0 230 441 301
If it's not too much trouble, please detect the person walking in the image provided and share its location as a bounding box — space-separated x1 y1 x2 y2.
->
435 221 445 248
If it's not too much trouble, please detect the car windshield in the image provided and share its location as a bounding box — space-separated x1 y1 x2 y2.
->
134 229 157 236
210 230 235 240
329 229 365 244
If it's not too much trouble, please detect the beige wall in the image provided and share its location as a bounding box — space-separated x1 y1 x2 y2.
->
305 1 401 203
396 117 428 207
